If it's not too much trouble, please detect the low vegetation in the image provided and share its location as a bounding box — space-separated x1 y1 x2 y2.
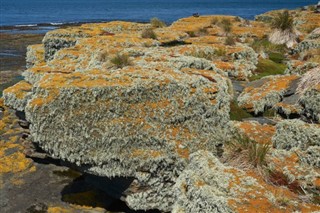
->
225 35 236 46
150 17 166 28
141 28 157 39
249 59 286 81
219 18 233 34
271 10 294 32
110 53 132 68
187 48 227 60
225 133 270 168
250 38 287 54
211 17 233 35
229 100 253 121
211 17 219 25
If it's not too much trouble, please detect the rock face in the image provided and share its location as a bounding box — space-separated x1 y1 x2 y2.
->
24 67 230 211
4 19 233 212
238 75 299 115
2 10 320 212
273 119 320 151
172 151 258 213
3 81 32 111
272 119 320 168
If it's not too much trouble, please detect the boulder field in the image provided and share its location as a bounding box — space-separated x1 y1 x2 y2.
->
1 7 320 213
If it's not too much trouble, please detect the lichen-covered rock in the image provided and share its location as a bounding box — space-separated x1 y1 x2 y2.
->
307 27 320 40
301 146 320 168
3 81 33 111
42 21 150 61
268 148 320 189
297 67 320 123
292 39 320 55
21 66 231 211
285 60 318 75
238 75 299 114
272 119 320 151
172 151 261 213
299 85 320 123
231 121 275 144
26 44 45 68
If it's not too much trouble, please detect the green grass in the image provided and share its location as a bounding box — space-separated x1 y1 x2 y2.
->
229 100 253 121
268 52 285 63
250 38 287 54
249 59 286 81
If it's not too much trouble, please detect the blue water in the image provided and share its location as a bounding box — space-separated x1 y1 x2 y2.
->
0 0 316 26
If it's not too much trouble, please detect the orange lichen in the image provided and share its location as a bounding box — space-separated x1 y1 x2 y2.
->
131 149 163 159
235 121 276 145
240 75 299 110
3 80 32 99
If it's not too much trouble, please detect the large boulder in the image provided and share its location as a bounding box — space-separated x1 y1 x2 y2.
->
13 65 231 211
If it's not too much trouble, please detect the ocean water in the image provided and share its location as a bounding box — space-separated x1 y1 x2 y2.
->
0 0 316 26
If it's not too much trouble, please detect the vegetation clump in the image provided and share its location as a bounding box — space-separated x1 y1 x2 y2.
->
271 10 294 32
225 35 236 46
249 59 286 81
225 134 270 168
141 28 157 39
219 18 233 34
188 48 227 60
150 17 166 28
250 38 286 54
110 53 132 68
211 17 219 25
229 100 253 121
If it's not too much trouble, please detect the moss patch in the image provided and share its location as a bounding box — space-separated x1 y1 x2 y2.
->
230 100 253 121
249 59 286 81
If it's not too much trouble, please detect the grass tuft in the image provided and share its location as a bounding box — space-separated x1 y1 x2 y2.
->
219 18 233 34
225 35 236 46
150 17 166 28
225 133 270 168
141 28 157 39
110 53 132 68
271 10 294 32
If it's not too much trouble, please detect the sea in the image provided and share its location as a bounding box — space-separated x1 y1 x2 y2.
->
0 0 317 27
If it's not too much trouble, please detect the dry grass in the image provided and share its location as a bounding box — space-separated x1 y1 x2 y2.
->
150 17 166 28
296 66 320 94
219 18 233 34
141 28 157 39
187 48 227 60
223 133 270 169
225 35 236 46
110 53 132 68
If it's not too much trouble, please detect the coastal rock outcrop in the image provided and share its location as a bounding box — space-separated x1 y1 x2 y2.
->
2 8 320 212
